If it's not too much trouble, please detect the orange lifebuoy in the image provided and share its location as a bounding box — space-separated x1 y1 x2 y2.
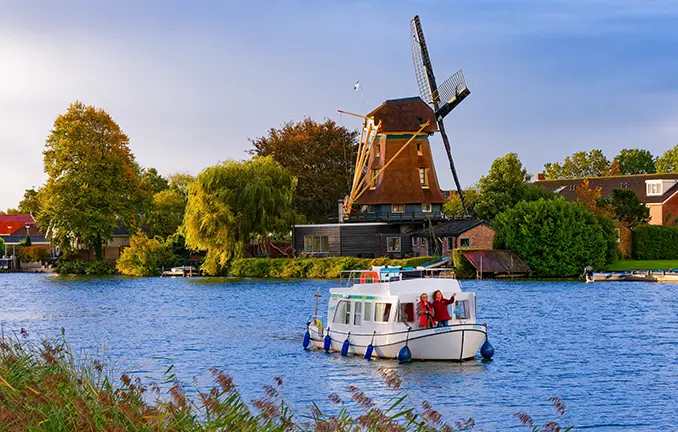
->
360 271 380 284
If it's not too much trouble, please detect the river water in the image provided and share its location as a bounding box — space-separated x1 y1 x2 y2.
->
0 274 676 430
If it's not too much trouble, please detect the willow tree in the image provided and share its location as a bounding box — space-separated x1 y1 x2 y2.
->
39 101 142 258
184 157 296 275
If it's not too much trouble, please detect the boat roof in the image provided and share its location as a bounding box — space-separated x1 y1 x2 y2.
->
330 278 462 298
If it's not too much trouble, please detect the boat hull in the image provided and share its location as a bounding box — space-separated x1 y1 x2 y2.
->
308 323 487 361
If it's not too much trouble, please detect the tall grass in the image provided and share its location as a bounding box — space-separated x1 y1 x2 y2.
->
0 330 574 431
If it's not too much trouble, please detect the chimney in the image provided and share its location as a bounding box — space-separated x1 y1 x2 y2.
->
536 173 546 181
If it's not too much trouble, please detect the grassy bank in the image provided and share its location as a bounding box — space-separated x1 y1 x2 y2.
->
0 331 572 431
227 256 439 279
606 259 678 271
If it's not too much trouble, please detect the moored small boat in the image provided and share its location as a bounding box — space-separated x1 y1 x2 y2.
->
303 267 494 361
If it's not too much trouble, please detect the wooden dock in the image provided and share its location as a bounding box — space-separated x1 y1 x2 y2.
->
160 266 199 277
589 270 678 283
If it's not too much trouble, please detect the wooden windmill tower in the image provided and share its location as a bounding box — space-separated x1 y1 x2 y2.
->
340 97 447 221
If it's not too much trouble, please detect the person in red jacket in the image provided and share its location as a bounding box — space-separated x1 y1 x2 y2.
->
431 290 455 327
417 293 435 328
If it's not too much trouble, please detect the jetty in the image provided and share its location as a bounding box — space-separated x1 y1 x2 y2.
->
160 266 199 277
589 270 678 283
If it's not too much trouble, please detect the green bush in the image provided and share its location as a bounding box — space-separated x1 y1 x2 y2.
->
55 259 116 275
632 225 678 259
0 237 5 257
227 256 439 278
116 235 176 277
18 246 50 263
494 198 616 277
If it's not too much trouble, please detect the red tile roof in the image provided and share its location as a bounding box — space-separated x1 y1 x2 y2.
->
0 214 35 236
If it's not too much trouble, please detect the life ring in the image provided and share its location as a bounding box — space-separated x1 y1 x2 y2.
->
360 271 380 284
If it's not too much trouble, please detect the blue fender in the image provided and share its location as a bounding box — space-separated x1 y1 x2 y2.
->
397 345 411 363
323 334 332 352
480 340 495 359
364 344 374 360
302 331 310 349
341 339 350 356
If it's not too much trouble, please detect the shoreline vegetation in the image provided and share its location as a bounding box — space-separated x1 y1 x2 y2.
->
0 331 573 431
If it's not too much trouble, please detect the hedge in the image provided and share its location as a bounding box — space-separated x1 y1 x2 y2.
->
18 246 50 263
632 225 678 260
227 256 439 279
54 260 117 275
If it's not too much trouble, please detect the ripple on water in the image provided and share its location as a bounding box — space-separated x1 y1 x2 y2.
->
0 274 676 431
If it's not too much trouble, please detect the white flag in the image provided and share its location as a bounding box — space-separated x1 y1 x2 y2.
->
353 81 360 90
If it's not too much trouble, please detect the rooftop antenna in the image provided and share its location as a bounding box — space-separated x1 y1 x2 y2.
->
410 15 471 216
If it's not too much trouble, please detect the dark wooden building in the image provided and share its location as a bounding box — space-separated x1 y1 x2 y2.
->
293 223 414 258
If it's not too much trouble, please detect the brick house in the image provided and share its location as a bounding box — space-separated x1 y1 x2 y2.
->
410 220 495 256
535 172 678 225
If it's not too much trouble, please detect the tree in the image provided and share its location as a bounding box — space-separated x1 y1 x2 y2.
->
0 237 4 257
493 198 617 277
0 208 21 215
38 101 143 259
184 157 296 275
167 173 195 200
656 144 678 173
543 150 612 179
116 235 175 277
147 189 186 238
141 167 169 194
474 153 531 221
575 179 614 218
614 149 656 175
18 187 42 215
599 189 650 228
249 118 358 223
443 188 480 219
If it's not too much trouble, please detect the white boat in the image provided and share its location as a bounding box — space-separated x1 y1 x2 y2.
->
303 268 494 361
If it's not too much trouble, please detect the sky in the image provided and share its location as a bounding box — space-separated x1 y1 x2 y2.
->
1 0 677 209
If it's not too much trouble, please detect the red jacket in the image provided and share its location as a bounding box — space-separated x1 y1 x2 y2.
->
431 296 455 321
417 302 435 328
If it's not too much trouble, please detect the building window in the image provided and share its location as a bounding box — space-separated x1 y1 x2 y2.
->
416 142 423 155
304 236 329 252
615 228 621 243
387 237 401 253
422 203 432 213
371 169 379 189
646 181 662 196
620 182 632 188
412 237 418 247
460 238 470 248
448 237 455 249
419 168 429 188
568 184 577 191
375 142 381 157
392 204 405 213
367 205 376 213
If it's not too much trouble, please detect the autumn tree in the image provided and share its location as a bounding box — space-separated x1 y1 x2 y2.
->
38 101 143 258
544 150 613 179
249 118 358 223
147 189 186 238
656 144 678 173
614 149 656 175
184 157 296 275
167 173 195 200
575 179 613 218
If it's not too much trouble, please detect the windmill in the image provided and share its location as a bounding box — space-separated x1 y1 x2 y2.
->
410 15 471 216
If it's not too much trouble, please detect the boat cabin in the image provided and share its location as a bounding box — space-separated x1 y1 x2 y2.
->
326 275 477 332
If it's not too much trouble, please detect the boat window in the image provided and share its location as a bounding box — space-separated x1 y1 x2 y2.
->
454 300 471 320
399 303 415 323
354 301 362 326
363 302 372 322
344 301 351 325
333 300 347 324
374 302 392 322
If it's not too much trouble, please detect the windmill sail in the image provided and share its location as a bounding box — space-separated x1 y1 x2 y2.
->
410 15 470 216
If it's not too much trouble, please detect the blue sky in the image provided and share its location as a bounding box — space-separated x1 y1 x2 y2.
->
1 0 677 209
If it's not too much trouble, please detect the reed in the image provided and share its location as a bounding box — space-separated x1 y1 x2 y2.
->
0 330 573 431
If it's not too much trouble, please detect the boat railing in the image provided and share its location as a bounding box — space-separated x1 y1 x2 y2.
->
339 267 457 288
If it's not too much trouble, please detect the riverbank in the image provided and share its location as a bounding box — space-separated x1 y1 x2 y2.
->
606 259 678 271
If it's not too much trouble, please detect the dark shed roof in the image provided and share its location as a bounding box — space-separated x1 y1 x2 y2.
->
410 220 486 237
463 250 531 274
368 97 438 134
